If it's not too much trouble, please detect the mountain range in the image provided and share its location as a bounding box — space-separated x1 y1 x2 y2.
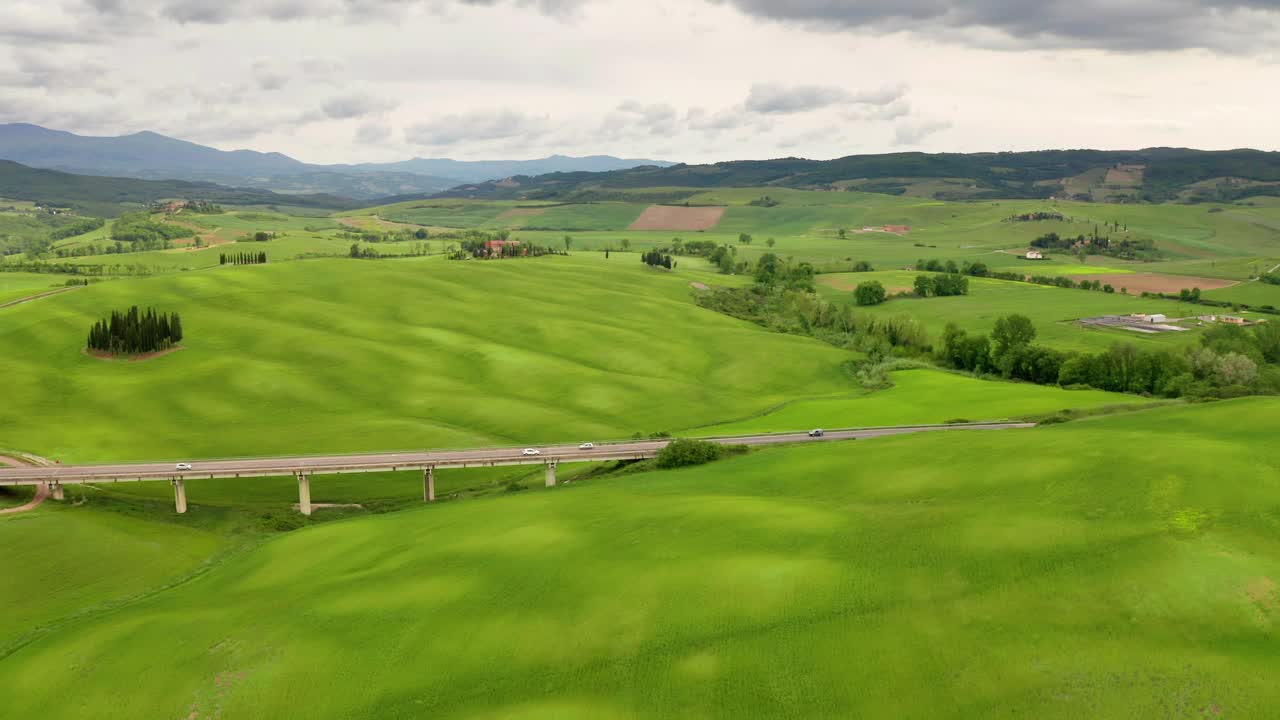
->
0 124 674 200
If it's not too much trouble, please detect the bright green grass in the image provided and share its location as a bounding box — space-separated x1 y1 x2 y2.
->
41 234 427 272
4 399 1278 718
817 271 1207 352
699 369 1142 434
0 255 859 462
508 203 648 231
334 192 1280 283
1203 279 1280 308
0 502 226 646
189 211 339 233
375 200 518 228
0 272 65 303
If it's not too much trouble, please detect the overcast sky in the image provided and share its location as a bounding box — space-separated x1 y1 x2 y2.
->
3 0 1279 164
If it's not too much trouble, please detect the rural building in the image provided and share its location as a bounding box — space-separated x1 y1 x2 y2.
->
883 225 911 234
1025 249 1044 260
1222 316 1247 325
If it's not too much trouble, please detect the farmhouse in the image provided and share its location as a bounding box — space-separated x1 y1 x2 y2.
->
1025 249 1044 260
883 225 911 234
1222 316 1247 325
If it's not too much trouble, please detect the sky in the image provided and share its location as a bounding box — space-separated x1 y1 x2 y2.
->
3 0 1279 164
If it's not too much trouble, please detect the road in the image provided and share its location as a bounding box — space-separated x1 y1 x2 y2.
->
0 423 1036 487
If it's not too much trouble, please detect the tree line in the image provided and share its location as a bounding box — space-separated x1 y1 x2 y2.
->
940 314 1280 398
221 251 267 265
87 306 184 356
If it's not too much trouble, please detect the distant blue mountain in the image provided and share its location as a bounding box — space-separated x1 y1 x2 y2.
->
0 124 675 200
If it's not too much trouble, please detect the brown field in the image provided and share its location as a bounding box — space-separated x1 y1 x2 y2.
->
496 208 546 221
628 205 726 231
1075 272 1236 294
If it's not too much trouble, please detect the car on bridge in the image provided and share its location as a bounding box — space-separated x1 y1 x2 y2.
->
522 448 541 456
175 462 193 471
578 442 595 450
808 429 825 438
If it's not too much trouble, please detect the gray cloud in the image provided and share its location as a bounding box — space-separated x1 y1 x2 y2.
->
405 109 552 146
321 94 396 120
744 83 908 115
714 0 1280 52
744 84 854 114
355 121 393 144
599 101 680 138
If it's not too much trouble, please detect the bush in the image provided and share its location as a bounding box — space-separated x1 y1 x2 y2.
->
854 281 887 306
656 439 731 469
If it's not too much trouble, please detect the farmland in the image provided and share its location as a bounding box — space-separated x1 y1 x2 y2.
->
3 400 1278 718
6 174 1280 720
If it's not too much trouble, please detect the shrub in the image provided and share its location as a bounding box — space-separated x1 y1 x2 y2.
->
656 439 731 469
854 281 887 306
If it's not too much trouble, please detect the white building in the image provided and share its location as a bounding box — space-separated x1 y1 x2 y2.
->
1025 249 1044 260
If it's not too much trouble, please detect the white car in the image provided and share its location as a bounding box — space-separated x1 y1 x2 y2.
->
175 462 193 471
578 442 595 450
522 448 541 456
808 429 825 438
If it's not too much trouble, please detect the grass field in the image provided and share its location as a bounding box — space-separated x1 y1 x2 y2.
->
0 501 228 646
3 399 1277 718
698 369 1143 434
817 271 1213 352
0 255 863 462
0 272 67 303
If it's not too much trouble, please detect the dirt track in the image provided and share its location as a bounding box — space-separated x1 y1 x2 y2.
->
0 287 80 310
629 205 726 231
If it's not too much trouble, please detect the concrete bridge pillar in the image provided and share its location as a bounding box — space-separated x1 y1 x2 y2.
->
172 478 188 514
423 467 436 502
545 462 558 488
50 482 65 501
297 473 312 516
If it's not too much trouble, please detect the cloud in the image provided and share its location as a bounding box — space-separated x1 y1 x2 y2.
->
355 121 393 144
743 82 908 115
893 119 951 146
405 109 552 146
744 84 853 114
599 101 680 138
713 0 1280 52
321 93 396 120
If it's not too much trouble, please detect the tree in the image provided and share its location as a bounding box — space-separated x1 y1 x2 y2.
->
854 281 887 306
992 314 1036 358
837 228 847 239
563 235 573 251
766 237 776 248
738 233 753 245
753 253 782 286
414 229 429 240
620 238 631 251
913 275 934 297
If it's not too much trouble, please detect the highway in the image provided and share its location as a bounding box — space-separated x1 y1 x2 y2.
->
0 423 1035 487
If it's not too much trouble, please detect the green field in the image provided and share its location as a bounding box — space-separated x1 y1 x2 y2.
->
4 400 1278 718
0 255 865 462
698 369 1143 434
0 272 68 303
817 271 1213 353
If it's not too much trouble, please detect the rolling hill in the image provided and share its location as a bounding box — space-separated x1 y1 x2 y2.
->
0 160 359 216
0 124 673 200
434 148 1280 204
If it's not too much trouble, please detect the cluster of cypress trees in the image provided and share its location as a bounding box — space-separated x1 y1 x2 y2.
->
86 306 184 355
220 251 267 265
641 250 673 269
